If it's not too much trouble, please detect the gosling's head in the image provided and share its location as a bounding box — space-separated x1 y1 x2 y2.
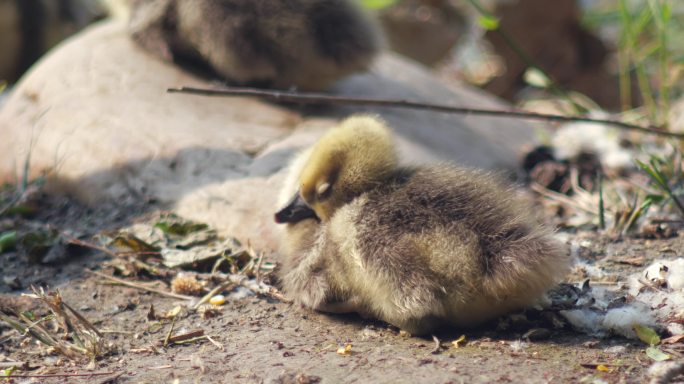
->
275 115 398 223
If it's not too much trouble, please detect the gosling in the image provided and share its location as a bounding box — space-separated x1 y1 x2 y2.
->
275 115 571 335
128 0 381 91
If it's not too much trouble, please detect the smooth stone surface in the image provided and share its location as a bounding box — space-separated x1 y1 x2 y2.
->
0 20 540 251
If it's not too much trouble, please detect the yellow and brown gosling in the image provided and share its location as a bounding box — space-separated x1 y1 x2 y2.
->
274 115 571 335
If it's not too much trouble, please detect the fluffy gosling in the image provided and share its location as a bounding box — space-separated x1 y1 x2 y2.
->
275 115 571 335
128 0 381 91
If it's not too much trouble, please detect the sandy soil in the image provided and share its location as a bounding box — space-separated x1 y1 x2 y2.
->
1 193 682 383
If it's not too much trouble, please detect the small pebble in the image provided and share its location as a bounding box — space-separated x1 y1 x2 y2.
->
209 295 226 306
603 345 627 355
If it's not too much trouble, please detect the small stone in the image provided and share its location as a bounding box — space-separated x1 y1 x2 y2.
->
209 295 226 306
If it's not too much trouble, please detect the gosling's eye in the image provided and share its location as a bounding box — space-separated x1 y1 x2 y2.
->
316 182 332 199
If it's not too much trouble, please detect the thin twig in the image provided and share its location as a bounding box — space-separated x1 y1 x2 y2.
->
86 270 193 301
598 173 606 230
0 371 117 378
64 234 161 259
206 335 224 350
171 336 208 345
0 193 24 216
163 316 178 347
166 329 204 343
148 365 174 370
0 362 24 368
167 86 684 139
255 254 264 283
63 235 119 258
61 301 104 338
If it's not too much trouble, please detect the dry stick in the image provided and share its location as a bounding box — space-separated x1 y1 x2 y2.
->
170 336 208 346
86 270 194 301
254 253 264 283
63 235 119 259
206 335 224 350
0 362 24 368
60 301 104 338
64 234 161 259
167 86 684 139
163 316 178 347
0 371 117 379
167 329 204 344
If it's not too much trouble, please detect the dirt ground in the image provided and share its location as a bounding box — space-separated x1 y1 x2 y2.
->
1 192 683 384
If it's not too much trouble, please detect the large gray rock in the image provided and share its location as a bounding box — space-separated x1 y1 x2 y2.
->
0 20 540 251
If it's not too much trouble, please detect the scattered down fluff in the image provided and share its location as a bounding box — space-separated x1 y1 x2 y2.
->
275 115 571 335
551 119 633 170
559 258 684 339
128 0 381 91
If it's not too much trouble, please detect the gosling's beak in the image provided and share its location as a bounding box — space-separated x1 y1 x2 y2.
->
274 192 318 223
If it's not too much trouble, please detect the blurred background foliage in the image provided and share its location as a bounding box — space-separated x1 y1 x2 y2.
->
0 0 682 224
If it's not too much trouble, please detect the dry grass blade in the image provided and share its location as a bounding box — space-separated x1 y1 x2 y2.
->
205 335 224 350
0 288 107 360
0 371 118 379
163 316 178 348
530 182 599 215
167 329 204 343
27 286 107 359
87 270 194 301
0 312 63 352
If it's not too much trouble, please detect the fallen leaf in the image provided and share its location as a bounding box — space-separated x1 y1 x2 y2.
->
155 220 208 237
160 238 242 269
165 305 182 318
109 234 159 254
645 346 671 362
661 334 684 344
633 324 660 346
337 344 352 356
477 15 500 31
580 363 612 370
20 229 60 264
0 231 17 253
4 203 38 217
1 366 16 377
359 0 399 10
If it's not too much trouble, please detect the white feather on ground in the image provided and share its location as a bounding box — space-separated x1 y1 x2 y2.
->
558 258 684 339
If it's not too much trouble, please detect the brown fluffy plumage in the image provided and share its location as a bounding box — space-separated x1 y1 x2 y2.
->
275 115 571 335
128 0 381 91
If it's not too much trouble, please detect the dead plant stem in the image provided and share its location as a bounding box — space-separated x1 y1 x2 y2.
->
167 86 684 139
